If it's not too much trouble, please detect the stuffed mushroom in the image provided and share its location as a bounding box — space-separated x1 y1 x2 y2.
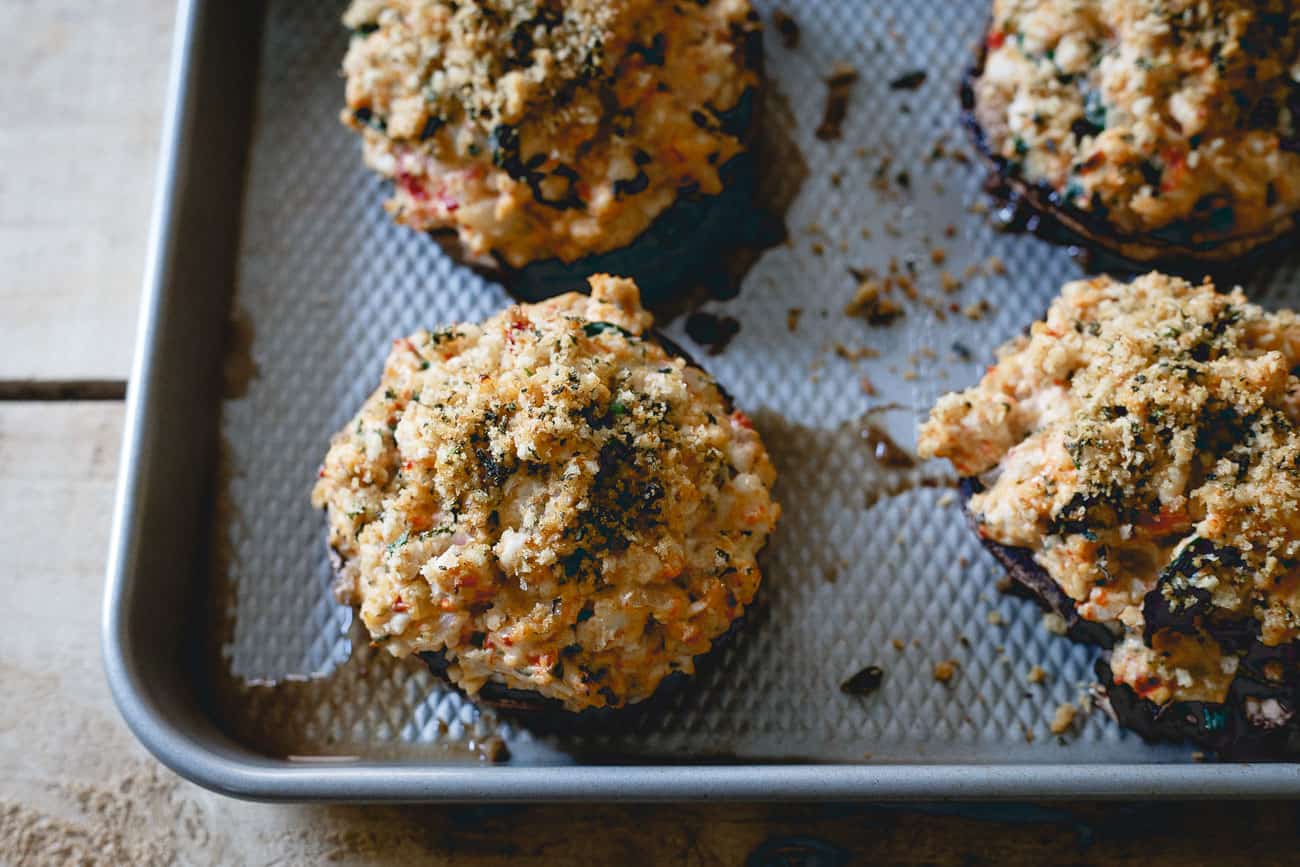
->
340 0 763 300
312 274 780 714
920 272 1300 757
964 0 1300 266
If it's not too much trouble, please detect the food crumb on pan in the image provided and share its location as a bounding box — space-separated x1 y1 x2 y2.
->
1021 723 1036 743
986 610 1005 627
845 279 904 325
833 343 880 362
936 491 956 508
786 308 802 332
1027 665 1048 685
816 63 858 141
940 271 961 293
840 665 885 696
891 638 906 652
888 69 927 91
1049 702 1077 736
961 300 990 321
1042 612 1068 636
859 375 877 396
933 659 959 684
984 255 1006 276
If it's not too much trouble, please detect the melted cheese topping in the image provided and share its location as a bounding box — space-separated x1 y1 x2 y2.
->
312 275 779 711
920 272 1300 705
975 0 1300 246
341 0 758 267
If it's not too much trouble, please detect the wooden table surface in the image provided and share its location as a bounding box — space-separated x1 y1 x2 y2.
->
2 2 1298 865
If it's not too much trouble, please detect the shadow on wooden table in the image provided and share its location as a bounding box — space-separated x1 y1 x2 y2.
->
281 800 1300 865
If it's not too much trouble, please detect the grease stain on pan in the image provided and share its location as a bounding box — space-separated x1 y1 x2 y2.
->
222 307 259 400
752 408 955 517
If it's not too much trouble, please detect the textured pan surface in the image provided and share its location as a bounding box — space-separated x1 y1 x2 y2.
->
213 0 1300 767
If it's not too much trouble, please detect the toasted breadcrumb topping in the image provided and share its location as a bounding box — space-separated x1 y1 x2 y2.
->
341 0 759 266
975 0 1300 246
920 272 1300 706
312 275 779 711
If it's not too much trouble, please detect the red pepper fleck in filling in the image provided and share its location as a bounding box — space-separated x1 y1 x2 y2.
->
1160 149 1186 193
396 171 430 202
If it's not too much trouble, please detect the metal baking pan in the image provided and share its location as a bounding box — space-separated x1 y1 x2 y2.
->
104 0 1300 800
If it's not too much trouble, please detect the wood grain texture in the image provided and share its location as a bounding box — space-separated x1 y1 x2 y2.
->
2 400 1300 865
0 1 174 382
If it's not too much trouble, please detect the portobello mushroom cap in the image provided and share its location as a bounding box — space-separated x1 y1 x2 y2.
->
961 18 1300 270
928 273 1300 758
959 478 1118 648
314 282 778 722
413 602 754 728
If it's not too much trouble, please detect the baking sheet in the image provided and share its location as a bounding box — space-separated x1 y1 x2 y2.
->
211 0 1300 768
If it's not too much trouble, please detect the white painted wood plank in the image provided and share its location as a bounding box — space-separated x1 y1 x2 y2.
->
0 1 175 381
